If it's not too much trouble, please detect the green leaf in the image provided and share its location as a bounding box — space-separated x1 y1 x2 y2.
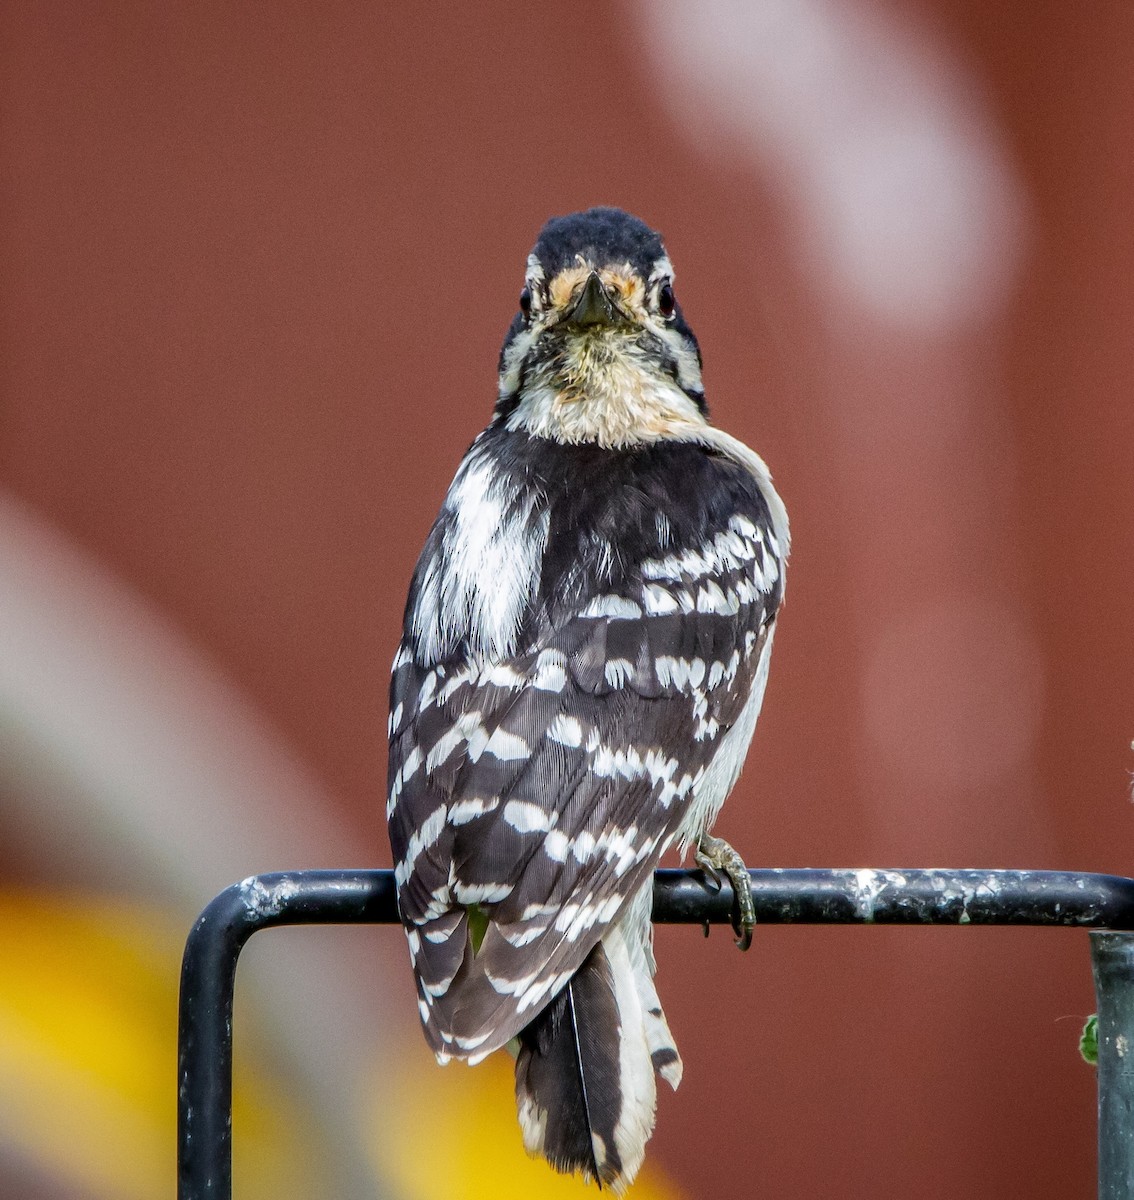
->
1080 1014 1098 1065
467 904 489 955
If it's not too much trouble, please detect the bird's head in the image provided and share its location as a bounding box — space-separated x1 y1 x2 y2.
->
495 208 707 448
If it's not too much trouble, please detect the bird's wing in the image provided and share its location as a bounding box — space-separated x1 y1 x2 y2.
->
388 494 783 1060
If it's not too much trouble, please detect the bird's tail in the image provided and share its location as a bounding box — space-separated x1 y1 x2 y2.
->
514 920 682 1193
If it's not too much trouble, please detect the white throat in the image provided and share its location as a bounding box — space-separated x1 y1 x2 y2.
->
505 331 706 449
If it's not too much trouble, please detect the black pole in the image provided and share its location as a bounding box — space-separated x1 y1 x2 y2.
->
1092 931 1134 1200
178 868 1134 1200
176 873 397 1199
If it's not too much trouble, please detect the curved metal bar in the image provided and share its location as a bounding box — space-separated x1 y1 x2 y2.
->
176 871 398 1198
177 867 1134 1198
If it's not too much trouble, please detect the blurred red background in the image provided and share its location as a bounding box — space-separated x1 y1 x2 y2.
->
2 2 1132 1197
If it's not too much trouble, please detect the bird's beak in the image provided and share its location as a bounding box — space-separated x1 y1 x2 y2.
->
565 272 631 329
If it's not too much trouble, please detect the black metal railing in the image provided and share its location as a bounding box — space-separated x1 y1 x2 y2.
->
177 868 1134 1200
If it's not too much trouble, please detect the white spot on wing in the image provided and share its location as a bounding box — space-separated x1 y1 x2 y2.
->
401 745 424 783
423 972 459 998
482 727 530 761
503 799 554 834
543 830 570 861
417 671 439 709
448 797 500 825
696 580 739 615
642 583 679 614
480 663 527 689
582 594 643 620
604 658 634 688
531 649 568 692
486 967 539 997
642 553 684 583
452 880 512 904
425 712 485 772
501 922 547 947
572 831 596 862
655 656 705 690
730 514 757 539
454 1030 494 1052
438 664 477 704
395 805 448 889
592 743 645 781
547 714 584 748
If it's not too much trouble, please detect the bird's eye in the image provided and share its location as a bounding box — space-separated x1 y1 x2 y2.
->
658 283 675 318
519 287 532 320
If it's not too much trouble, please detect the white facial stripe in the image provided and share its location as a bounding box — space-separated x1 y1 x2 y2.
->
655 323 703 395
648 254 674 284
498 322 540 399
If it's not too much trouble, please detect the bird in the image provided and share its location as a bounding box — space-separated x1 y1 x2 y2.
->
386 207 788 1192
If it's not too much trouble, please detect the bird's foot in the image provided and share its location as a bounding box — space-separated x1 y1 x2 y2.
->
695 834 754 951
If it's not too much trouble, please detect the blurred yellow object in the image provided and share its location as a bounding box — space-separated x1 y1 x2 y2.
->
369 1040 685 1200
0 891 322 1200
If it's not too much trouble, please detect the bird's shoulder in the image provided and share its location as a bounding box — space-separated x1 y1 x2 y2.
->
401 424 783 665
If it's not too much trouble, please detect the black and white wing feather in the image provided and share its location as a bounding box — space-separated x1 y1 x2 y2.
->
387 426 786 1065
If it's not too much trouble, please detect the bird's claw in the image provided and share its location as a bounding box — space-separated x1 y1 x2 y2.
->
697 859 724 892
695 834 754 951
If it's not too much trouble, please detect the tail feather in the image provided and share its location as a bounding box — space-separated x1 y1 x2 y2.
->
636 973 683 1091
516 941 623 1186
514 921 678 1193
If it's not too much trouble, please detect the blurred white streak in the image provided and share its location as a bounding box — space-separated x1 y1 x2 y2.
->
0 491 348 893
632 0 1049 847
0 489 395 1198
635 0 1028 330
